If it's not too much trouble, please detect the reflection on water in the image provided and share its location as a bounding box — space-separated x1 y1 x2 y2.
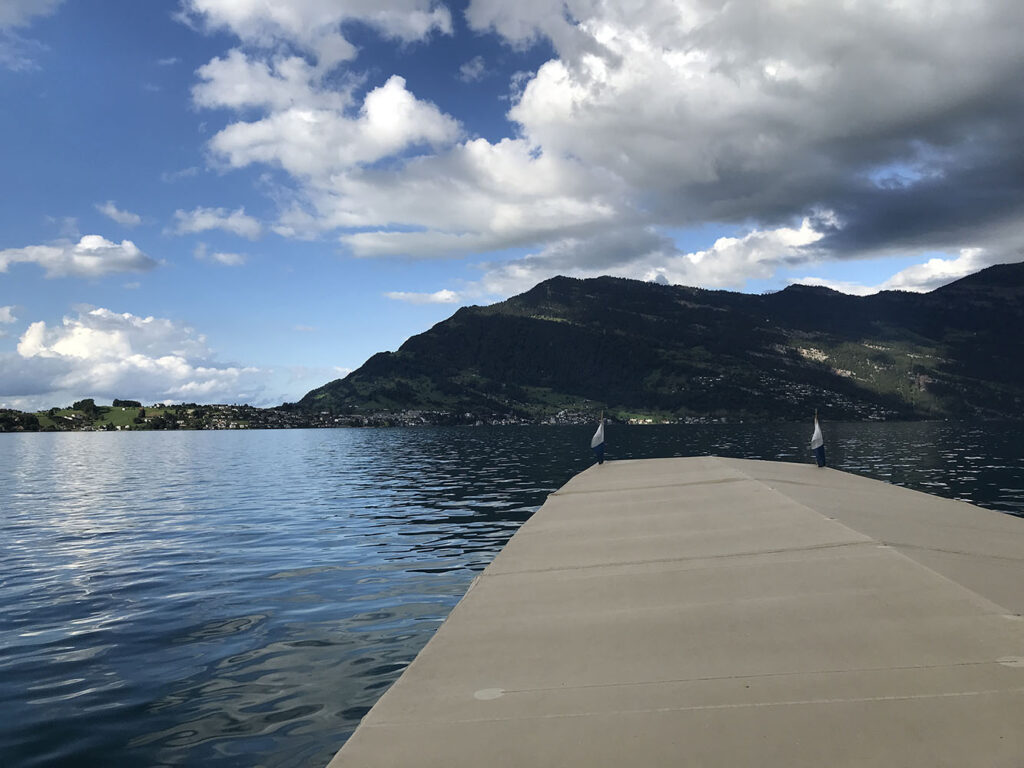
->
1 423 1022 767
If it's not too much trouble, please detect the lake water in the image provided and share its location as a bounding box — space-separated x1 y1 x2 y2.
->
2 422 1023 767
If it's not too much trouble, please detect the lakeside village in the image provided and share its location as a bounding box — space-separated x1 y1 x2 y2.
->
1 371 906 433
0 398 756 433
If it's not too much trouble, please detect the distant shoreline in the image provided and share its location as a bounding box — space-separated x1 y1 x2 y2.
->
2 401 949 434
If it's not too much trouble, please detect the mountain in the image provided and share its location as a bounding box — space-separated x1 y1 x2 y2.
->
296 264 1024 422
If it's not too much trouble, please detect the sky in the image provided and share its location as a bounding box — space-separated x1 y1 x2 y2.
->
2 0 1023 410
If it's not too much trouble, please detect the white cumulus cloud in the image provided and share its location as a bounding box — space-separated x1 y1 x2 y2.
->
0 305 15 324
188 9 618 258
182 0 452 68
0 235 158 278
206 74 460 180
173 206 262 239
389 217 830 302
193 48 347 112
189 0 1024 290
879 249 994 293
5 307 264 407
325 137 619 252
797 248 1003 296
96 200 142 226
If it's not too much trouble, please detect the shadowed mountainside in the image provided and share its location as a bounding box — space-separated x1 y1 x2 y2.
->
297 264 1024 422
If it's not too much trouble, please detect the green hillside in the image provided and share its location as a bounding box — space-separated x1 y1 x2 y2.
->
297 264 1024 422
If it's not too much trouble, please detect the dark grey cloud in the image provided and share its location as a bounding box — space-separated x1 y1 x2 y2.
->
499 0 1024 264
190 0 1024 292
818 154 1024 257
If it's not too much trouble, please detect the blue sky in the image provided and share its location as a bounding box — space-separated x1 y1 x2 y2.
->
2 0 1023 409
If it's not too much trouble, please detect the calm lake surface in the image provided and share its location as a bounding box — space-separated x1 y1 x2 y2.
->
2 422 1023 767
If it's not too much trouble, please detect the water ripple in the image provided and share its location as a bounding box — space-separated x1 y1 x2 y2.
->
1 423 1022 767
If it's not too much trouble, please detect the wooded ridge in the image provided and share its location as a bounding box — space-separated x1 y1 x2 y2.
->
296 263 1024 423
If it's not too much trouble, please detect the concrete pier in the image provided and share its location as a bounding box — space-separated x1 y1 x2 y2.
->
327 457 1024 767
